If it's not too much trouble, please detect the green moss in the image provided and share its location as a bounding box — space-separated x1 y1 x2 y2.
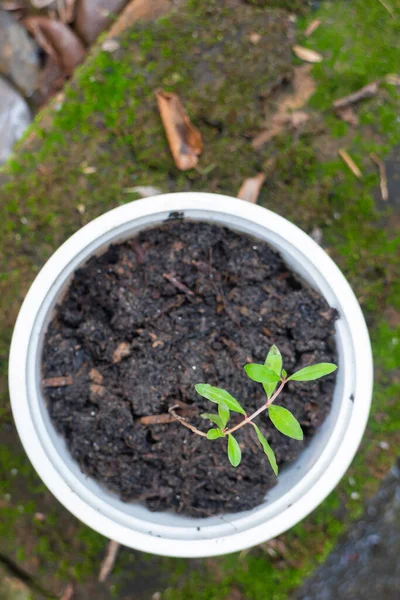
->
0 0 399 597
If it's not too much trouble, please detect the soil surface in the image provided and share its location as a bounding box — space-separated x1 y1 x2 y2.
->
42 221 337 517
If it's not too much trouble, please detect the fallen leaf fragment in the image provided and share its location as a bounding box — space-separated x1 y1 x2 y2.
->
123 185 163 196
385 74 400 85
101 39 120 53
23 16 86 75
338 149 362 178
139 414 177 425
292 45 323 63
99 540 120 582
107 0 172 38
370 153 388 201
333 81 379 109
42 376 72 387
250 32 262 44
112 342 131 364
237 173 266 203
305 19 321 37
335 106 359 126
252 65 314 148
155 89 202 170
60 583 74 600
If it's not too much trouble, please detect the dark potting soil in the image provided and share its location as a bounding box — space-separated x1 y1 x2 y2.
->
42 221 337 517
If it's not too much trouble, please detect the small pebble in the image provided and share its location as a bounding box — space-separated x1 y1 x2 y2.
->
348 476 356 487
101 39 120 53
351 491 360 500
11 468 18 476
378 440 389 450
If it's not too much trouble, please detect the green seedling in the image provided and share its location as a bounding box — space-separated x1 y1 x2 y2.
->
173 345 337 473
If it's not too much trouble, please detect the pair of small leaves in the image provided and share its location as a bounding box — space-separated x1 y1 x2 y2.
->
201 401 230 430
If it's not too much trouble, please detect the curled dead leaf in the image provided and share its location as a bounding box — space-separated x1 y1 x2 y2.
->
23 16 85 75
292 45 323 63
155 89 202 171
237 173 266 204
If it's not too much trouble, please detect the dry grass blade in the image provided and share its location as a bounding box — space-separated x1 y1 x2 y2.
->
155 89 202 170
333 82 379 109
98 540 120 583
370 153 389 201
60 582 74 600
292 45 323 63
376 0 396 19
338 149 362 178
305 19 321 37
237 173 266 203
335 106 359 126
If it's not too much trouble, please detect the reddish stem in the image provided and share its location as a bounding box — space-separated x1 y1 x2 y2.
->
224 380 286 436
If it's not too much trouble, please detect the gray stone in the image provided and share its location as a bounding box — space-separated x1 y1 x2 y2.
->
0 9 40 97
0 76 31 164
75 0 126 45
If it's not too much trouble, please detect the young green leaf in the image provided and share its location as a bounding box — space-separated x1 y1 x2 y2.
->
282 368 287 379
268 405 303 440
195 384 246 415
252 423 278 475
227 434 242 467
218 402 230 428
201 413 224 428
288 363 337 382
207 428 225 440
244 364 281 384
263 345 282 399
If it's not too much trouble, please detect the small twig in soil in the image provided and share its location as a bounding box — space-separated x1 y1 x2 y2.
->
98 540 120 583
370 153 389 201
163 273 195 297
139 414 177 425
168 405 208 437
338 149 362 178
333 81 379 109
131 239 146 264
42 376 73 387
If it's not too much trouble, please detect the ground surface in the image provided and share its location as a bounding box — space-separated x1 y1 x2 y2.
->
0 0 399 598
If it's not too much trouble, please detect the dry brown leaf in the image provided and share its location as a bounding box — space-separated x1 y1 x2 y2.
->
237 173 266 204
338 149 362 178
107 0 172 38
252 66 314 148
58 0 77 24
333 82 379 109
335 106 359 126
99 540 120 583
305 19 321 37
370 153 388 201
155 89 202 170
292 45 323 63
23 16 85 75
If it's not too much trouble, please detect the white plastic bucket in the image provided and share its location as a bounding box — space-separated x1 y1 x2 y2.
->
9 193 373 557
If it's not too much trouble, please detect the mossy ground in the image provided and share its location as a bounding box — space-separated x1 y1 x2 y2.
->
0 0 399 598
